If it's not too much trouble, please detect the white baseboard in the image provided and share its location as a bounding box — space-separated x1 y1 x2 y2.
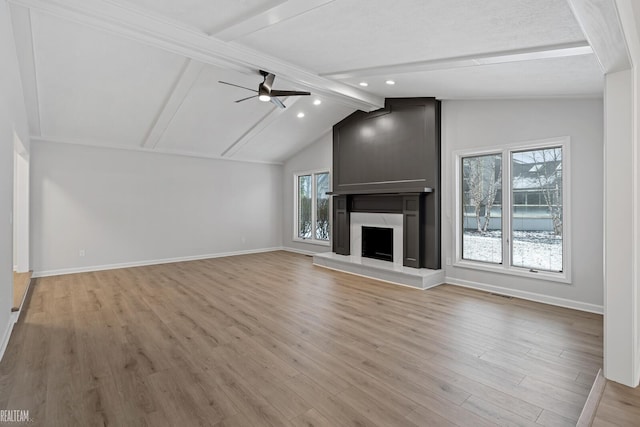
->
0 315 16 362
32 247 284 278
281 247 321 256
445 276 604 314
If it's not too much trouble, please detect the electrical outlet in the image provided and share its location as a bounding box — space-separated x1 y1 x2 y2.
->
79 249 85 257
446 257 451 265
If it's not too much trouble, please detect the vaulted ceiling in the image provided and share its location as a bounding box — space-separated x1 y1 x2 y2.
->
9 0 605 164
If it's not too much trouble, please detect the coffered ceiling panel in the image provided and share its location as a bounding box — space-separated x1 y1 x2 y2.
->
31 11 186 147
154 66 283 156
111 0 285 34
340 54 604 100
235 0 587 74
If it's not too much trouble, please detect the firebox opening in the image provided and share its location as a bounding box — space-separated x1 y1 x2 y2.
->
362 226 393 262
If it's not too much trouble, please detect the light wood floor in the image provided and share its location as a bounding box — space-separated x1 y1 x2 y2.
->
0 251 603 426
592 379 640 426
12 271 31 311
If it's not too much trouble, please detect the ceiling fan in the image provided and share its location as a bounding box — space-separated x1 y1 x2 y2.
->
218 70 310 109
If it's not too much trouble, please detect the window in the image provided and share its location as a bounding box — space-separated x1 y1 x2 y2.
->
462 153 502 264
511 147 563 272
456 138 570 282
295 171 330 244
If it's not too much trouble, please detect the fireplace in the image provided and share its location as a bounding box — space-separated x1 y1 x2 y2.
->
315 97 443 287
330 98 441 270
362 226 393 262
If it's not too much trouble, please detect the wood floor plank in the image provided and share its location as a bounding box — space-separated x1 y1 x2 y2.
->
283 374 383 427
405 405 459 427
592 380 640 426
461 394 540 427
536 409 578 427
290 408 335 427
0 251 604 426
336 385 421 427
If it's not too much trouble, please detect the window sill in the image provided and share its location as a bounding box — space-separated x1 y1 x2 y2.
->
293 238 331 247
452 259 571 284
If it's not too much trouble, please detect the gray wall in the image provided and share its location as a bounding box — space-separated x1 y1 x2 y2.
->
0 0 31 355
442 98 604 308
31 141 283 275
282 132 333 254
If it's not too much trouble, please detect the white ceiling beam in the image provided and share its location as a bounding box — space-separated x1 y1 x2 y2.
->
8 0 384 111
322 42 595 80
566 0 631 73
142 59 205 149
221 97 302 158
9 5 41 135
213 0 335 41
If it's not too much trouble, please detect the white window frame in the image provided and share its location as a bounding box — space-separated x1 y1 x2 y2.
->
453 137 571 284
293 169 331 246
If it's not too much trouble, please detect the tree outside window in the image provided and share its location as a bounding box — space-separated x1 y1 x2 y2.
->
297 175 312 239
315 173 330 241
511 147 563 271
462 154 502 263
459 140 566 277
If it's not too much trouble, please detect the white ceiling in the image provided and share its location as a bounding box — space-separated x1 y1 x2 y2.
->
9 0 606 164
32 11 186 147
235 0 586 73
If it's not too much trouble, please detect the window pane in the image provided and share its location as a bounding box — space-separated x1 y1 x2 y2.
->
514 192 526 205
297 175 312 239
315 173 330 240
462 154 502 263
511 147 562 272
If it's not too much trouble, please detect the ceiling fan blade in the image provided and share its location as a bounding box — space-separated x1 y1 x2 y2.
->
270 97 286 109
261 71 276 92
235 95 259 103
270 90 311 97
218 81 257 92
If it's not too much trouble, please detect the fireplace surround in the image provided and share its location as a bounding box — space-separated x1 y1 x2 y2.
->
350 212 403 265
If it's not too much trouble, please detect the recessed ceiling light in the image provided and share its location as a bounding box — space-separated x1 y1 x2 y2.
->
258 95 271 102
385 80 395 85
297 112 305 118
359 82 368 87
313 99 322 106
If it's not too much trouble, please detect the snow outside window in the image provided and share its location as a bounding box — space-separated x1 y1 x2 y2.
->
295 171 330 244
462 153 503 264
456 138 570 283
